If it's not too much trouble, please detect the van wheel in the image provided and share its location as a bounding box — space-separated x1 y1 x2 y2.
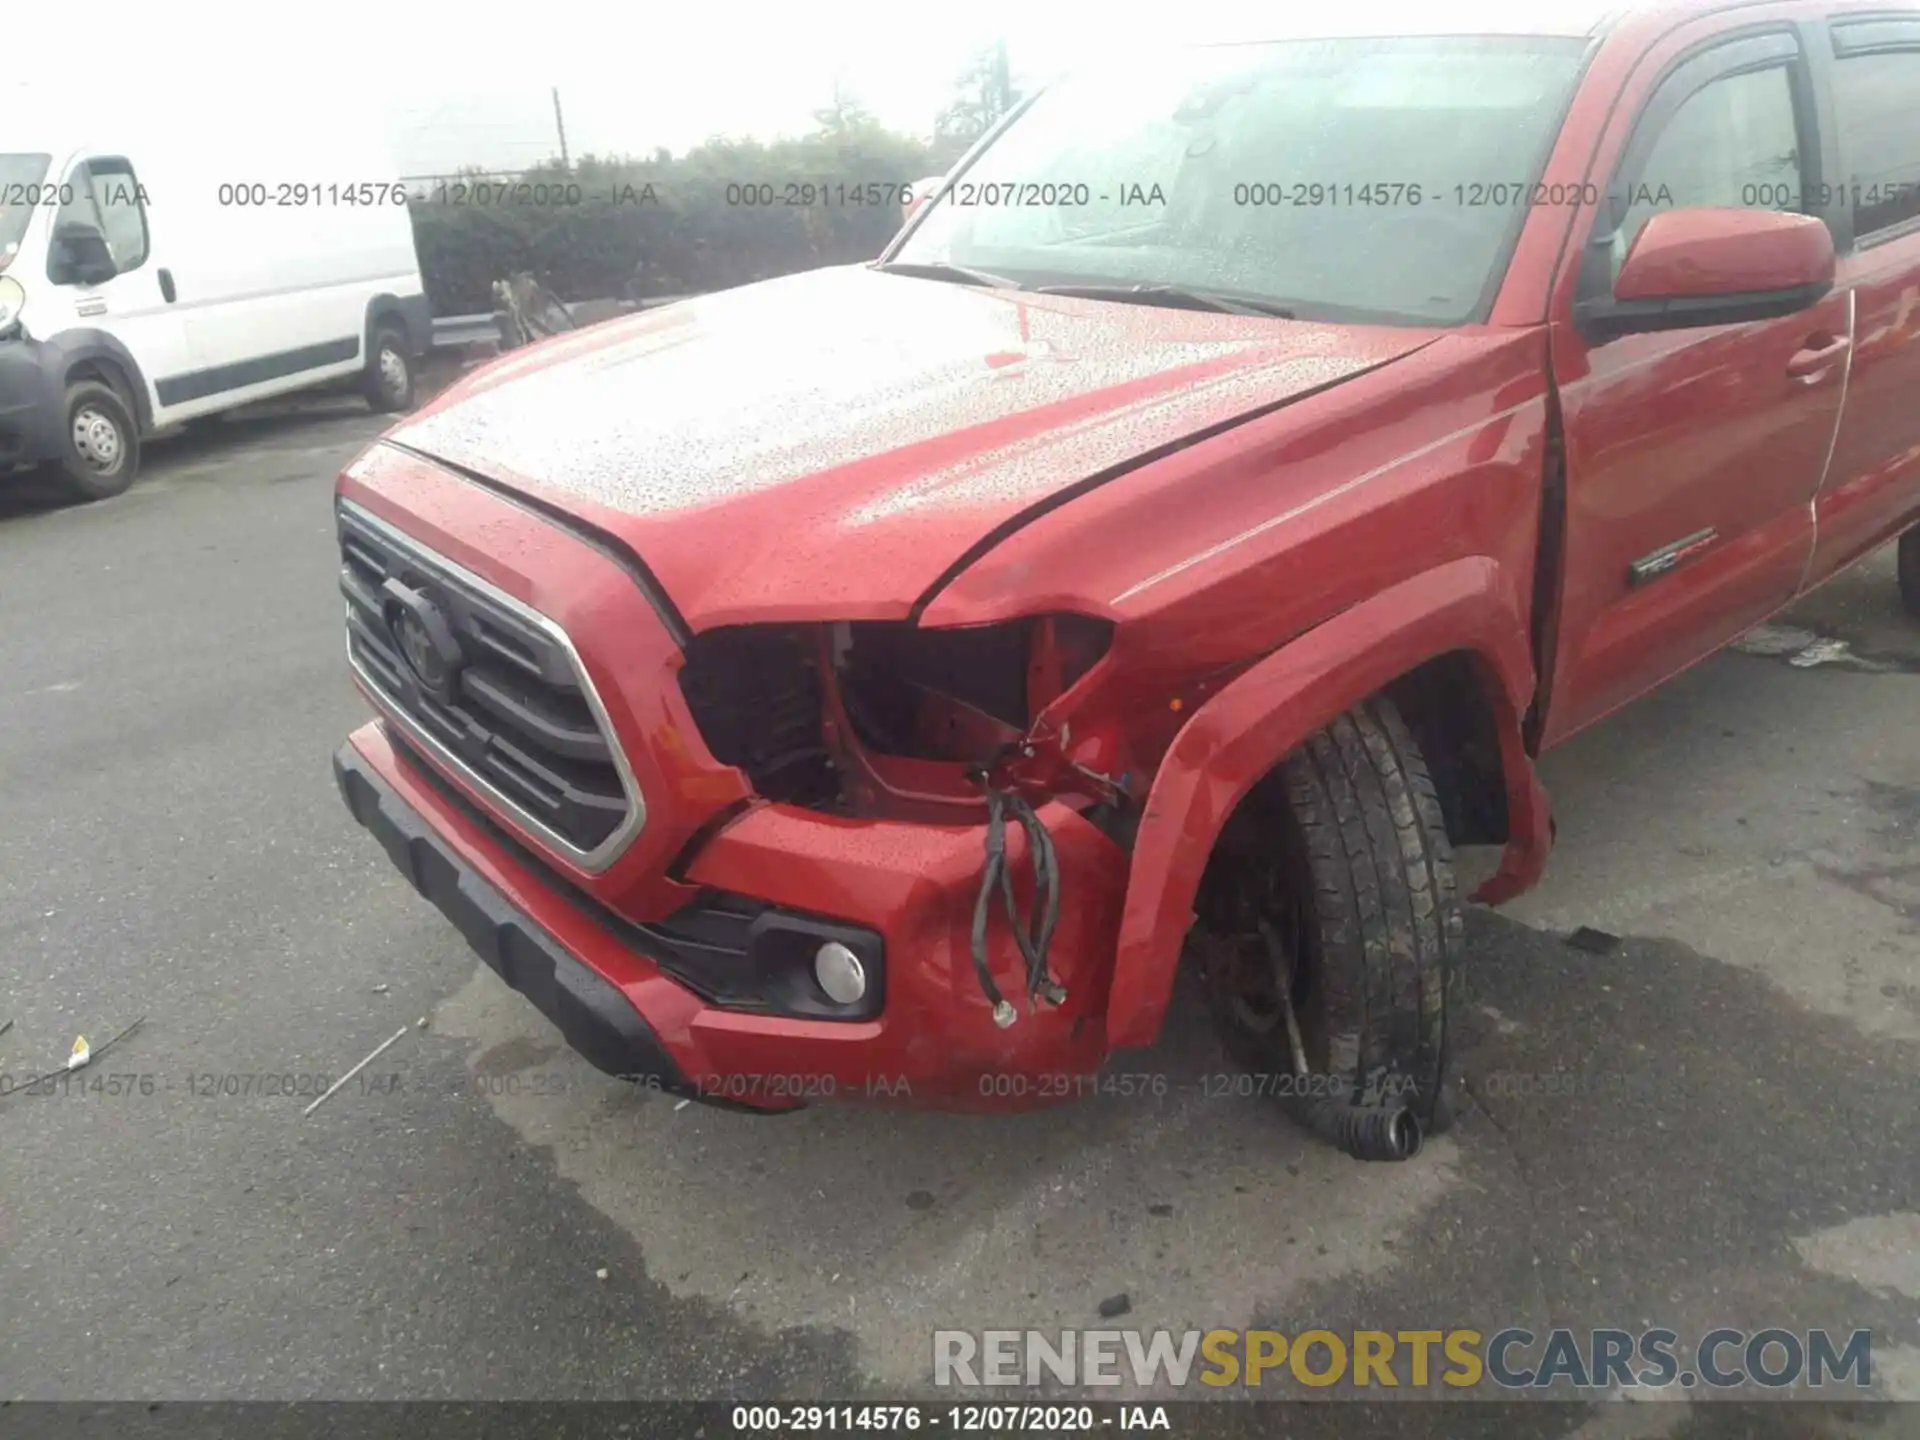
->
1899 529 1920 618
54 380 140 501
363 326 414 413
1196 695 1462 1151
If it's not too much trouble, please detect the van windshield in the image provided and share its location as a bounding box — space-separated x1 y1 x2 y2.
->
891 37 1590 327
0 153 53 271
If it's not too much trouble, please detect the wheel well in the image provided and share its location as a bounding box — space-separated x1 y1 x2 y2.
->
1383 651 1510 846
1192 761 1292 935
66 358 137 418
1193 655 1508 926
365 298 412 359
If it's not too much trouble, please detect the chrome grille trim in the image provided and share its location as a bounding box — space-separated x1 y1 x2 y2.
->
337 498 646 872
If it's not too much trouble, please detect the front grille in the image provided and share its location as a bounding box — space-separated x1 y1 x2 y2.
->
338 501 642 867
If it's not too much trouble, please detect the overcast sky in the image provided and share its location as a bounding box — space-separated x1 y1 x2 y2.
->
377 6 1102 173
13 1 1595 174
12 2 1110 173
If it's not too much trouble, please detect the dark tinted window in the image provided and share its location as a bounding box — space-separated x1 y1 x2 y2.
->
1833 49 1920 237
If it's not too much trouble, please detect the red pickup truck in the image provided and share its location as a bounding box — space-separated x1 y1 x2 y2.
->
333 0 1920 1161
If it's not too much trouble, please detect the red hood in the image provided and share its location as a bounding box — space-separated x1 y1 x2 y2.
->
386 266 1438 627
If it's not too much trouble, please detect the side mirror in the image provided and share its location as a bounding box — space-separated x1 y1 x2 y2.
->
1576 207 1834 340
902 176 946 226
49 221 117 287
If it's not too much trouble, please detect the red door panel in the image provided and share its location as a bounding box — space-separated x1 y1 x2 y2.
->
1547 297 1847 742
1803 27 1920 589
1540 17 1845 747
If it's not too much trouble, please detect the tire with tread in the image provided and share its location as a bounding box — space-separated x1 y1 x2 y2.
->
1202 695 1463 1141
51 378 140 502
363 324 414 413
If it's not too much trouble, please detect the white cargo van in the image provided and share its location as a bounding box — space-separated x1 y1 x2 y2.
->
0 96 430 500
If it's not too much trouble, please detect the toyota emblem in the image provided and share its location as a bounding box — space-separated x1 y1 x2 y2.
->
387 595 463 702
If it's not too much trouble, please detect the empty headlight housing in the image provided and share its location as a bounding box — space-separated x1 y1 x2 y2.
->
678 614 1116 804
835 613 1114 757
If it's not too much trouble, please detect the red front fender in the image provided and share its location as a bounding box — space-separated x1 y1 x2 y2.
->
1105 556 1550 1050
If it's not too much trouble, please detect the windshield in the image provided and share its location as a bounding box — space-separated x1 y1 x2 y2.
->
0 153 54 271
892 38 1590 326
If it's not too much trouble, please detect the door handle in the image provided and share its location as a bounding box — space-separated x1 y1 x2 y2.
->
1786 334 1850 380
158 268 176 303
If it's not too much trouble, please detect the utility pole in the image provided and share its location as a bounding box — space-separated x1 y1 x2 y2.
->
993 38 1012 120
552 86 571 169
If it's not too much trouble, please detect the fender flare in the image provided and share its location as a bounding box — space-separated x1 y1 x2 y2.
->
39 328 155 432
364 292 433 361
1105 555 1552 1050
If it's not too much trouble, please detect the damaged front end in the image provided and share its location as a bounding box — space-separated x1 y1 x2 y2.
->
680 614 1125 814
678 612 1158 1029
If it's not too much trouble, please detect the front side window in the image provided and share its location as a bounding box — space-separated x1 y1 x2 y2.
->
52 157 150 276
1613 65 1803 275
893 37 1591 326
1832 48 1920 238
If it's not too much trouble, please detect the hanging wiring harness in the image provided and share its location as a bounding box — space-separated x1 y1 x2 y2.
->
968 784 1068 1026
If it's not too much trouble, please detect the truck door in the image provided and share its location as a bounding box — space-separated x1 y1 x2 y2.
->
1539 24 1850 746
47 155 193 426
1800 14 1920 589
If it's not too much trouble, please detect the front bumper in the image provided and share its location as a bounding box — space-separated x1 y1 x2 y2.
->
335 737 704 1100
0 338 61 467
337 722 1129 1111
334 444 1131 1110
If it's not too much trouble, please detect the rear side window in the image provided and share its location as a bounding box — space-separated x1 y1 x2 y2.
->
1831 46 1920 239
52 157 150 274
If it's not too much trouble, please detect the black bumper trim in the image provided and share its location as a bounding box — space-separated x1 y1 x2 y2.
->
388 730 885 1021
333 741 712 1102
0 338 62 466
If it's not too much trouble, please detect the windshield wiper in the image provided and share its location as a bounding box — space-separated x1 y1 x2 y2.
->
1033 282 1295 319
874 260 1022 290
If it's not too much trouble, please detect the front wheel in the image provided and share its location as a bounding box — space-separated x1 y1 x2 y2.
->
1899 528 1919 618
1196 695 1463 1155
52 379 140 502
363 326 415 413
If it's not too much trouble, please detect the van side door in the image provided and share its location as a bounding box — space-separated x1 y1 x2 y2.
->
47 155 193 427
1539 17 1850 746
1800 10 1920 588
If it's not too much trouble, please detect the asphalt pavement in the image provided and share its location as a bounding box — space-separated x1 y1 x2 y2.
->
1 399 1916 1436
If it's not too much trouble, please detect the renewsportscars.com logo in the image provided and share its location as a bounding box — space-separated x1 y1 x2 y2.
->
932 1327 1874 1392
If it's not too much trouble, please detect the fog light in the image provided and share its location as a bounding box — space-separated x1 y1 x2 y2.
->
813 941 867 1005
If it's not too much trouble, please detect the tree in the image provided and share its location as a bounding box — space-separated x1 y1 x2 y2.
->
408 115 943 313
814 81 875 136
936 39 1020 145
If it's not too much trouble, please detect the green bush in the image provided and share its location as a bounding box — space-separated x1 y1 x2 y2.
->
410 124 971 314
